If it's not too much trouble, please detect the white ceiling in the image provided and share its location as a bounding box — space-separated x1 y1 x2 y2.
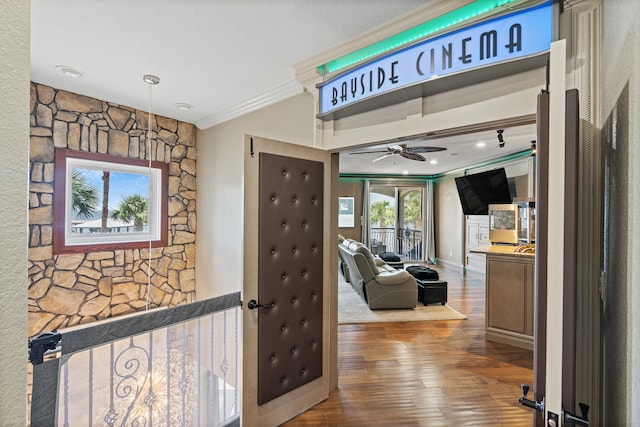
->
339 124 537 175
31 0 434 128
31 0 537 176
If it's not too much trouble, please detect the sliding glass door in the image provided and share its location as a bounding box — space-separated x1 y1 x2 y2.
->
369 186 396 255
398 187 423 260
368 185 424 261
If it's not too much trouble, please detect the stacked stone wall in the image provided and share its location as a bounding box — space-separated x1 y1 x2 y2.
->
28 83 197 337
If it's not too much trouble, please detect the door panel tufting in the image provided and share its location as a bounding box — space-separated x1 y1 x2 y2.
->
257 153 324 405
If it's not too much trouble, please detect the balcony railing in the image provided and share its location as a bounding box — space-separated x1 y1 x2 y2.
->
30 292 241 427
370 227 423 260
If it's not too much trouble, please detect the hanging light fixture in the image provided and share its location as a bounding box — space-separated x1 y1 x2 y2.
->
143 74 159 160
143 74 159 310
143 74 160 85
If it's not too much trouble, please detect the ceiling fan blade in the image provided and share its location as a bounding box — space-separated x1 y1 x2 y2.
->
349 150 390 155
400 151 426 161
405 146 447 153
372 153 394 163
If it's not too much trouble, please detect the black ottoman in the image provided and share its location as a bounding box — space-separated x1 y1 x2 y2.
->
379 252 404 270
406 265 439 280
416 279 448 305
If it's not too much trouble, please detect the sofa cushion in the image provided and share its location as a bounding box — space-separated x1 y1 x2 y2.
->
351 243 379 273
342 238 354 248
377 263 397 273
375 269 413 285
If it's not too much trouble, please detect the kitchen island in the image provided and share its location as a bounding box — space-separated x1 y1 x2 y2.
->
471 245 535 350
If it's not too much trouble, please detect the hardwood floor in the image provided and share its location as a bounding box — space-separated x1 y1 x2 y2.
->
283 265 534 426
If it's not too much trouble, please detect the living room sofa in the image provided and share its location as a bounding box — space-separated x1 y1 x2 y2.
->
338 238 417 309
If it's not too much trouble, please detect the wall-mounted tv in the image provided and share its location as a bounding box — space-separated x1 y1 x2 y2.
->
454 168 512 215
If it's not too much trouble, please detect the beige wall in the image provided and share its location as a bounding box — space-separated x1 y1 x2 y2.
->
196 91 315 299
337 179 363 241
601 0 640 424
434 177 464 267
0 1 29 425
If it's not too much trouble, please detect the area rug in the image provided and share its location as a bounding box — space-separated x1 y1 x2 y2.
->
338 278 467 324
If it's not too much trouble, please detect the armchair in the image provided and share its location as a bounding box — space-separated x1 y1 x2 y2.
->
338 239 417 309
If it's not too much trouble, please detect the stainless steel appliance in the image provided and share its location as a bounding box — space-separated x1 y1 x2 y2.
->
488 201 535 245
488 203 519 245
515 200 535 244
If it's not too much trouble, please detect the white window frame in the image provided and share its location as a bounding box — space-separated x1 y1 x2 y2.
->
53 148 168 254
65 157 162 246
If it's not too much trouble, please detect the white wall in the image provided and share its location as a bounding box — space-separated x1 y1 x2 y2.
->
434 177 464 267
601 0 640 424
0 1 29 425
196 91 315 299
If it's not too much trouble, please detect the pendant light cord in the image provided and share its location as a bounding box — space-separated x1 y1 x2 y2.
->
146 82 153 310
144 77 157 310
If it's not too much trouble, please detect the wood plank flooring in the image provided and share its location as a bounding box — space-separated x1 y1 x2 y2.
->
282 265 534 426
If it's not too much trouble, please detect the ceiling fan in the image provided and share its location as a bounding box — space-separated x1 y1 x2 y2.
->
350 144 447 163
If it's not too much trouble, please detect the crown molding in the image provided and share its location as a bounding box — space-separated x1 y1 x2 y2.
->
294 0 472 82
195 79 304 129
295 0 538 83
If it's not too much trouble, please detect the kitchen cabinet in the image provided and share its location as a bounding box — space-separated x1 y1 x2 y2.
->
465 215 490 273
485 252 534 350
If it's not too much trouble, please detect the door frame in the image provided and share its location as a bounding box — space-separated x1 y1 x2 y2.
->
542 39 568 423
242 135 338 425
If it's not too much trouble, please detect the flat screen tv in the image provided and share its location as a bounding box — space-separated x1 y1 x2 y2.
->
454 168 512 215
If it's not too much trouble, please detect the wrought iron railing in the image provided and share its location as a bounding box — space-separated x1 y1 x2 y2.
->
30 292 241 427
370 227 423 260
369 227 395 254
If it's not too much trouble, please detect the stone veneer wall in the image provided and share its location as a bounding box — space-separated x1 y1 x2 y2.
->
28 83 197 337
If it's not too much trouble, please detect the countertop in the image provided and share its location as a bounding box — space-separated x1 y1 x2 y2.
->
469 244 536 258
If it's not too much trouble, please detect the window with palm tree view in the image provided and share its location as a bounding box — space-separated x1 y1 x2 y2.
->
369 185 424 261
53 149 168 254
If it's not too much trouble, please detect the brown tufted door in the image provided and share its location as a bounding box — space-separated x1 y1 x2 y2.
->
243 136 336 426
256 153 324 404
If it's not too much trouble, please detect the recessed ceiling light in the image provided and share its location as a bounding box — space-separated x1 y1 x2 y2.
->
402 170 409 175
476 142 486 148
175 103 194 111
430 159 438 165
55 65 84 78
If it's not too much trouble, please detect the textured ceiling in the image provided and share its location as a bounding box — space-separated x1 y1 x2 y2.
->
31 0 538 175
31 0 434 128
